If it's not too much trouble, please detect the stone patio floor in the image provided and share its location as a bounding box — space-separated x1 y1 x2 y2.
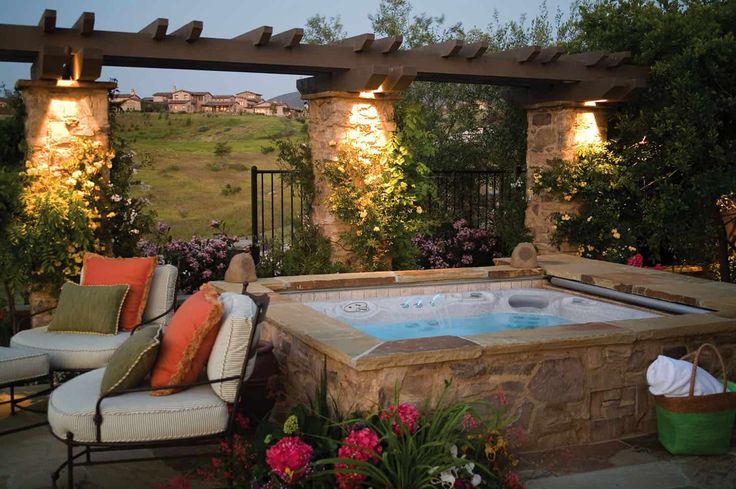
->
2 386 735 489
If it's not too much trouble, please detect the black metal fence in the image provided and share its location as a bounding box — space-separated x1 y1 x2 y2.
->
249 166 510 263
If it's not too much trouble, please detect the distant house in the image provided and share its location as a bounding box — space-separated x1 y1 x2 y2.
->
170 90 212 112
111 90 142 111
167 99 192 113
235 90 264 113
203 94 239 113
254 100 302 117
152 91 172 103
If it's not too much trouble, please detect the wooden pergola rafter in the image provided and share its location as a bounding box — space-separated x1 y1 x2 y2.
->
0 10 649 104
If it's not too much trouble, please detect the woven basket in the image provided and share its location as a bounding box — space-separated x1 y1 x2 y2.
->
653 343 736 455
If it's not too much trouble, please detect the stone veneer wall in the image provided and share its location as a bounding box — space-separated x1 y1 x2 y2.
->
20 80 114 167
303 91 400 264
18 80 115 327
524 105 607 254
262 322 736 450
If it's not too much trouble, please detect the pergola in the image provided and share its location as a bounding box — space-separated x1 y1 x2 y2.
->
0 10 647 103
0 10 649 255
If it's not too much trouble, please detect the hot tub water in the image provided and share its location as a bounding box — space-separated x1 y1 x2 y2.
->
306 288 659 341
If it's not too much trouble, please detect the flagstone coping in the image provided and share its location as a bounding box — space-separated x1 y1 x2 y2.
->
210 255 736 371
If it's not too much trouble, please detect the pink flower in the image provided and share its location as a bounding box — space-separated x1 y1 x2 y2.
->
380 402 419 435
627 253 644 267
462 411 479 431
265 436 313 484
335 428 382 489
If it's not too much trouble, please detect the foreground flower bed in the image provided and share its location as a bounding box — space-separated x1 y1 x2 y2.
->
160 383 523 489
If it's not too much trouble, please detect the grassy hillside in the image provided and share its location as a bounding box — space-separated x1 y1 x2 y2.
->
116 112 306 239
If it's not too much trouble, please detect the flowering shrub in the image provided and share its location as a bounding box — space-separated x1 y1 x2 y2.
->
18 138 113 288
413 219 497 269
162 383 523 489
320 135 431 271
532 144 640 263
380 402 419 435
139 220 236 293
335 427 383 488
265 436 314 484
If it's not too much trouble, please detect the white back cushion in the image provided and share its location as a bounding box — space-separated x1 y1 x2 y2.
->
142 265 178 327
208 292 259 402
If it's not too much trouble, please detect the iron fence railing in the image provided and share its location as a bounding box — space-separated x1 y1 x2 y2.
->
249 166 513 263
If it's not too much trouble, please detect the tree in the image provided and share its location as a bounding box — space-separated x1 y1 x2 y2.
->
565 0 736 281
213 141 232 160
303 14 346 44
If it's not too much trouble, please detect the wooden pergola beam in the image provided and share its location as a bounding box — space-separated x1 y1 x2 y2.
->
0 13 648 101
170 21 203 42
368 36 403 54
270 28 303 48
458 41 488 60
38 9 56 33
536 47 564 64
73 12 95 36
297 64 388 93
381 65 416 91
30 44 66 80
73 47 102 80
233 26 272 46
140 18 168 40
334 33 374 53
493 46 542 63
418 39 464 58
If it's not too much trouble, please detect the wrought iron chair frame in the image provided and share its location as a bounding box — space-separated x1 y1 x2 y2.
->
50 291 270 489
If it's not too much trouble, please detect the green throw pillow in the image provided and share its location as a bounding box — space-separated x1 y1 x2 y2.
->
48 282 129 335
101 326 162 396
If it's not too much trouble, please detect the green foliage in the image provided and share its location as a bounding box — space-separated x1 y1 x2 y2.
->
552 0 736 279
0 91 29 334
534 143 641 262
221 183 242 195
255 224 346 278
303 14 347 43
213 141 232 159
365 0 576 254
321 135 431 271
104 100 155 257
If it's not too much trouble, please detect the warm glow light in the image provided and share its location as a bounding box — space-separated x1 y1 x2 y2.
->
583 99 608 107
49 99 81 119
56 80 79 87
573 111 603 146
359 91 378 99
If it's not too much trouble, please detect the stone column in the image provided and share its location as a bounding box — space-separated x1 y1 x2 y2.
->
302 91 400 264
524 103 607 254
17 80 116 326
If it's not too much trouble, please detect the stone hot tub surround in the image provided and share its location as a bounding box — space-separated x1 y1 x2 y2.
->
213 256 736 450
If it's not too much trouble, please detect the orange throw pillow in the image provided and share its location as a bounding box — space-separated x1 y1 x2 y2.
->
151 284 223 396
81 253 157 331
80 253 156 331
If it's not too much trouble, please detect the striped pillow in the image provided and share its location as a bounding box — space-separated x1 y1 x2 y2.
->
207 293 259 402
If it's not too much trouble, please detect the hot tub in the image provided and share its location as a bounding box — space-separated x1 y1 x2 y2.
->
306 289 660 341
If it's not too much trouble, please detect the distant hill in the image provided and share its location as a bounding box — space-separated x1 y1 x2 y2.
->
267 91 304 109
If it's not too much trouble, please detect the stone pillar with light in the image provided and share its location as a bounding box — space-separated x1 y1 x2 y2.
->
18 79 115 327
302 90 401 263
524 102 608 254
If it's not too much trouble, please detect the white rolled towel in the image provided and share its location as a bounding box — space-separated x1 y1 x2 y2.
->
646 355 724 397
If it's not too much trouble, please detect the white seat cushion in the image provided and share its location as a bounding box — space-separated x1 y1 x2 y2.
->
142 264 178 327
48 368 228 443
10 328 129 371
207 293 259 402
0 346 49 385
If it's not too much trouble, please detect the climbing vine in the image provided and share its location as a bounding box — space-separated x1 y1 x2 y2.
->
320 125 431 270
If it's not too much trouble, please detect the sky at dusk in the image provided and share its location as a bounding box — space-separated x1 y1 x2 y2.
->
1 0 574 99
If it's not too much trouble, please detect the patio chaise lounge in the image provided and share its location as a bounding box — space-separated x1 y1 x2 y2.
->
9 265 178 374
46 289 270 488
